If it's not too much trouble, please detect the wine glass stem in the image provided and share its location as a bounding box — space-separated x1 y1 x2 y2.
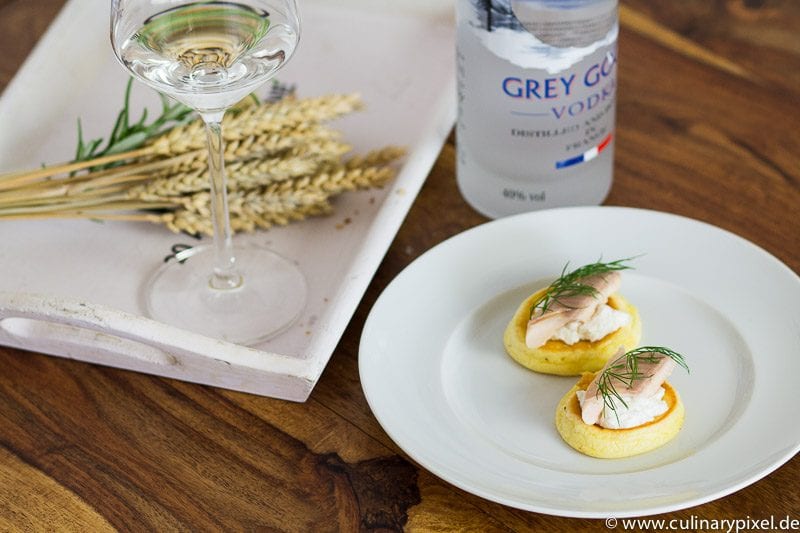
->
202 112 243 291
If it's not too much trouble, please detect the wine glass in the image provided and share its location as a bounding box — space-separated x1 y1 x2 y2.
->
110 0 306 345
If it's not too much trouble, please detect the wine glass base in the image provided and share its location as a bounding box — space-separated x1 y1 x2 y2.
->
144 244 306 346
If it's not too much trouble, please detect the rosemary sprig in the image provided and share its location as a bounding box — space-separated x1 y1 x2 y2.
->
530 257 636 318
75 78 194 163
596 346 689 417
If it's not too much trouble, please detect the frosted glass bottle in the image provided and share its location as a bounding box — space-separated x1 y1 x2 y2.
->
456 0 618 218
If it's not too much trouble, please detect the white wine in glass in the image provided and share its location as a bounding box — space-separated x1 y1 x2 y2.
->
111 0 305 345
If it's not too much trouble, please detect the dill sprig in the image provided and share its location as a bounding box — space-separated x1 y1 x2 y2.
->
530 257 635 318
596 346 689 417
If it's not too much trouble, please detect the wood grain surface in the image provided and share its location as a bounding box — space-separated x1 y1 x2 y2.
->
1 0 798 531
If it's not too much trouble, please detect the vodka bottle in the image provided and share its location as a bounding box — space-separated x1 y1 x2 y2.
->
456 0 618 218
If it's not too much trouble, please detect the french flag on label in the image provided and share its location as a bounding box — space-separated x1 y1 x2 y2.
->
555 133 613 169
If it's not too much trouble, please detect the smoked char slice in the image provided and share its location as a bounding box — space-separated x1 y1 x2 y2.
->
525 271 622 349
580 349 677 426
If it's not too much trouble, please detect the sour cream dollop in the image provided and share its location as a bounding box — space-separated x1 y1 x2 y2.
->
577 387 668 429
550 303 630 345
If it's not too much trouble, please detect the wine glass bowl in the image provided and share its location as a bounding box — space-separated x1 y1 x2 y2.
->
113 1 300 113
110 0 305 345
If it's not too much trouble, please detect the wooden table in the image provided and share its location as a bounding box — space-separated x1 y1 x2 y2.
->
1 1 798 530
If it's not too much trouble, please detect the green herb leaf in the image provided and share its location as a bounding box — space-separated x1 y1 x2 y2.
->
530 257 637 318
73 77 194 166
596 346 689 421
72 78 289 168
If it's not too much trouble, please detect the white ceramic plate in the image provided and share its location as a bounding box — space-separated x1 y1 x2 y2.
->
359 206 800 517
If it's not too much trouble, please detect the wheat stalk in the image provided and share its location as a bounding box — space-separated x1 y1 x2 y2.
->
0 93 404 235
0 126 345 205
146 94 361 156
343 146 407 169
130 140 353 199
0 94 361 189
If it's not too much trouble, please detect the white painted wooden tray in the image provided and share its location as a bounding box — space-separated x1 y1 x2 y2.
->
0 0 456 401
